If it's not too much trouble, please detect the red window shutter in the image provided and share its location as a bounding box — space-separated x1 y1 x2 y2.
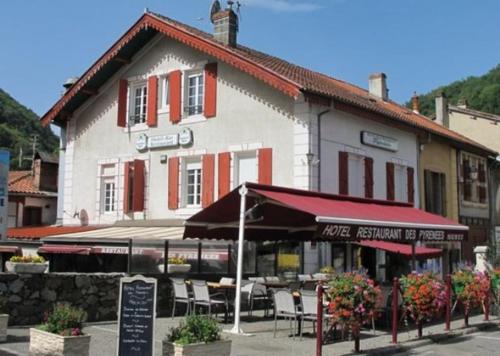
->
386 162 395 201
338 151 348 195
407 166 415 205
258 148 273 185
117 79 128 127
132 160 145 212
169 70 182 123
218 152 231 198
123 161 131 213
364 157 374 198
168 157 179 210
204 63 217 118
202 154 215 207
146 76 158 126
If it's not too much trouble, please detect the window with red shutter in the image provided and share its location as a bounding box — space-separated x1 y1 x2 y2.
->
407 166 415 205
202 154 215 207
386 162 395 201
218 152 231 198
146 76 158 126
132 159 145 212
123 161 131 212
364 157 373 198
338 152 348 195
117 79 128 127
204 63 217 118
258 148 272 185
168 157 179 210
169 70 182 123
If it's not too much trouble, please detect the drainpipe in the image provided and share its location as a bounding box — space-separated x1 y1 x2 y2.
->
316 108 330 269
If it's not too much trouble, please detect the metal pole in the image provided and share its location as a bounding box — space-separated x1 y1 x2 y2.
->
229 184 248 334
316 282 324 356
411 242 416 271
445 274 451 331
164 240 169 275
484 274 490 321
391 277 399 344
127 238 132 276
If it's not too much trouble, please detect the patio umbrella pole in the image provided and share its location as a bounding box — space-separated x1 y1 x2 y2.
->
226 184 251 335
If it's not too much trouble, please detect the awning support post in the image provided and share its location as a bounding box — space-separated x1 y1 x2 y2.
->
127 238 132 276
228 184 249 335
316 282 324 356
411 242 416 271
391 277 399 344
445 274 451 331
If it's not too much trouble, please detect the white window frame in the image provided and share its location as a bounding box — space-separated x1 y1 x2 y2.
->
394 164 408 202
183 160 202 208
461 152 487 205
233 151 258 188
102 178 116 214
129 81 148 126
159 75 169 111
98 163 118 215
184 71 204 118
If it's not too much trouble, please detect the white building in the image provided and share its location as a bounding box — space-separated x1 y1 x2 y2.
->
38 9 478 277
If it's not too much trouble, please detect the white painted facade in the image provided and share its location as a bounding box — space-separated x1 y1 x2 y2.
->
58 33 419 274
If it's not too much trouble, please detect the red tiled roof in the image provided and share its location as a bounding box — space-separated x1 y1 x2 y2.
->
7 226 101 240
40 12 495 155
8 171 41 195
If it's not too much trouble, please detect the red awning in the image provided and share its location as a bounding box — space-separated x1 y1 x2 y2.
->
184 183 467 242
358 240 442 259
0 246 21 254
38 245 92 255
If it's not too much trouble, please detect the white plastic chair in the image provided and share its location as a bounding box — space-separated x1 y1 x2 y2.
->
170 278 193 318
191 280 227 317
253 283 272 317
299 290 333 339
241 280 255 315
219 277 235 285
273 289 302 339
298 274 313 281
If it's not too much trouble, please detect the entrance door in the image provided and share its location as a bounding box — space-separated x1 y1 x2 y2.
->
23 206 42 226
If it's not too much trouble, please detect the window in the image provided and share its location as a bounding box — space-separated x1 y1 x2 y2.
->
234 152 257 187
129 83 147 125
347 153 365 198
160 76 169 109
8 201 17 228
461 153 487 204
186 72 204 116
185 161 202 207
394 164 408 202
425 170 446 216
100 164 116 214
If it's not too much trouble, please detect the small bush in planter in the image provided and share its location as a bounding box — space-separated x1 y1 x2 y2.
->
168 315 220 345
168 256 187 265
38 303 87 336
10 255 46 263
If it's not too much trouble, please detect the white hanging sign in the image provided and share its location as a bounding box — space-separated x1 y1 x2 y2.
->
135 128 193 151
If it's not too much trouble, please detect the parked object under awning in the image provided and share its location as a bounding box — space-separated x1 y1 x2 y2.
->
184 183 468 242
38 245 92 255
357 240 442 259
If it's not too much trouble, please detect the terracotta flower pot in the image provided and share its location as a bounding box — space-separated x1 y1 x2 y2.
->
29 328 90 356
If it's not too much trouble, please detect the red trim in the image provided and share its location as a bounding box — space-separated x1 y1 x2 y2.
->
117 79 128 127
338 151 348 195
218 152 231 198
386 162 395 201
204 63 217 118
39 245 91 255
146 75 158 126
358 240 442 259
364 157 374 199
202 154 215 208
7 226 101 241
169 70 182 123
168 157 179 210
132 159 145 212
123 161 131 213
258 148 272 185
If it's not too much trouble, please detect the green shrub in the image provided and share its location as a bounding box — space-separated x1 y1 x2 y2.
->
38 303 87 336
168 315 221 345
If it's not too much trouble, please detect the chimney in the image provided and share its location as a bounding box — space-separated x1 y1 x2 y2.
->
212 4 238 47
412 91 420 114
368 73 388 101
435 92 449 127
33 157 41 190
457 97 468 109
63 77 78 92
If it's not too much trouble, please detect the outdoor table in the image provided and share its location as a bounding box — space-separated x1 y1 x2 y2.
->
262 281 289 288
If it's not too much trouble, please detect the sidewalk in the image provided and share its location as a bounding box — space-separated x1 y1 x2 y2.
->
0 313 498 355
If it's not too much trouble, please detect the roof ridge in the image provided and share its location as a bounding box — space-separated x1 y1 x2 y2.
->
8 171 32 185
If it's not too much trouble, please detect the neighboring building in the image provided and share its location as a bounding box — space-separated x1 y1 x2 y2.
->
7 152 58 228
433 96 500 261
37 9 488 277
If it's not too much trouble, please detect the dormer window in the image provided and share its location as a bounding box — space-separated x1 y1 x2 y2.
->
130 82 147 125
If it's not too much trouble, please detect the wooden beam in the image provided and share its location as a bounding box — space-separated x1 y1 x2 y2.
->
81 88 98 96
114 57 131 64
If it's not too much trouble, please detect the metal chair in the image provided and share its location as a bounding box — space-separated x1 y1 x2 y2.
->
249 276 266 283
170 278 193 318
253 283 273 317
219 277 235 285
241 280 256 315
273 289 302 339
266 276 281 283
298 274 313 281
299 290 333 340
191 280 227 317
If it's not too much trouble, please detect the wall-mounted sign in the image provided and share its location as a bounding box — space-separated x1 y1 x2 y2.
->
117 275 157 356
135 128 193 151
361 131 398 152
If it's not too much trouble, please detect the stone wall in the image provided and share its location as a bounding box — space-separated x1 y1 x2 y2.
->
0 273 173 326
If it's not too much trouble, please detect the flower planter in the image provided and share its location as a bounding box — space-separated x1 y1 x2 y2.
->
167 264 191 274
29 328 90 356
6 261 48 274
0 314 8 342
162 339 231 356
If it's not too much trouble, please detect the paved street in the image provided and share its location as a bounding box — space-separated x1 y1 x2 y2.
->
0 314 497 356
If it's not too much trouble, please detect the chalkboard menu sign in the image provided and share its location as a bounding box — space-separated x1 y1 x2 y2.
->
117 275 157 356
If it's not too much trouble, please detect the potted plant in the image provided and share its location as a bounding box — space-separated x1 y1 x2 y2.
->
167 256 191 274
29 303 90 356
400 272 446 338
318 265 335 280
452 268 489 327
326 272 380 353
6 255 49 274
0 297 8 342
163 315 231 356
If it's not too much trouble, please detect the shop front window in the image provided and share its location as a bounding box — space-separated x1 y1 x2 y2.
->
277 242 301 280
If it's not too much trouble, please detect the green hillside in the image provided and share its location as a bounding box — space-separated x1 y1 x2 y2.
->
0 88 58 169
407 64 500 117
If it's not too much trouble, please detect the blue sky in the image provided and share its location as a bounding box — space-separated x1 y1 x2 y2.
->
1 0 499 120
